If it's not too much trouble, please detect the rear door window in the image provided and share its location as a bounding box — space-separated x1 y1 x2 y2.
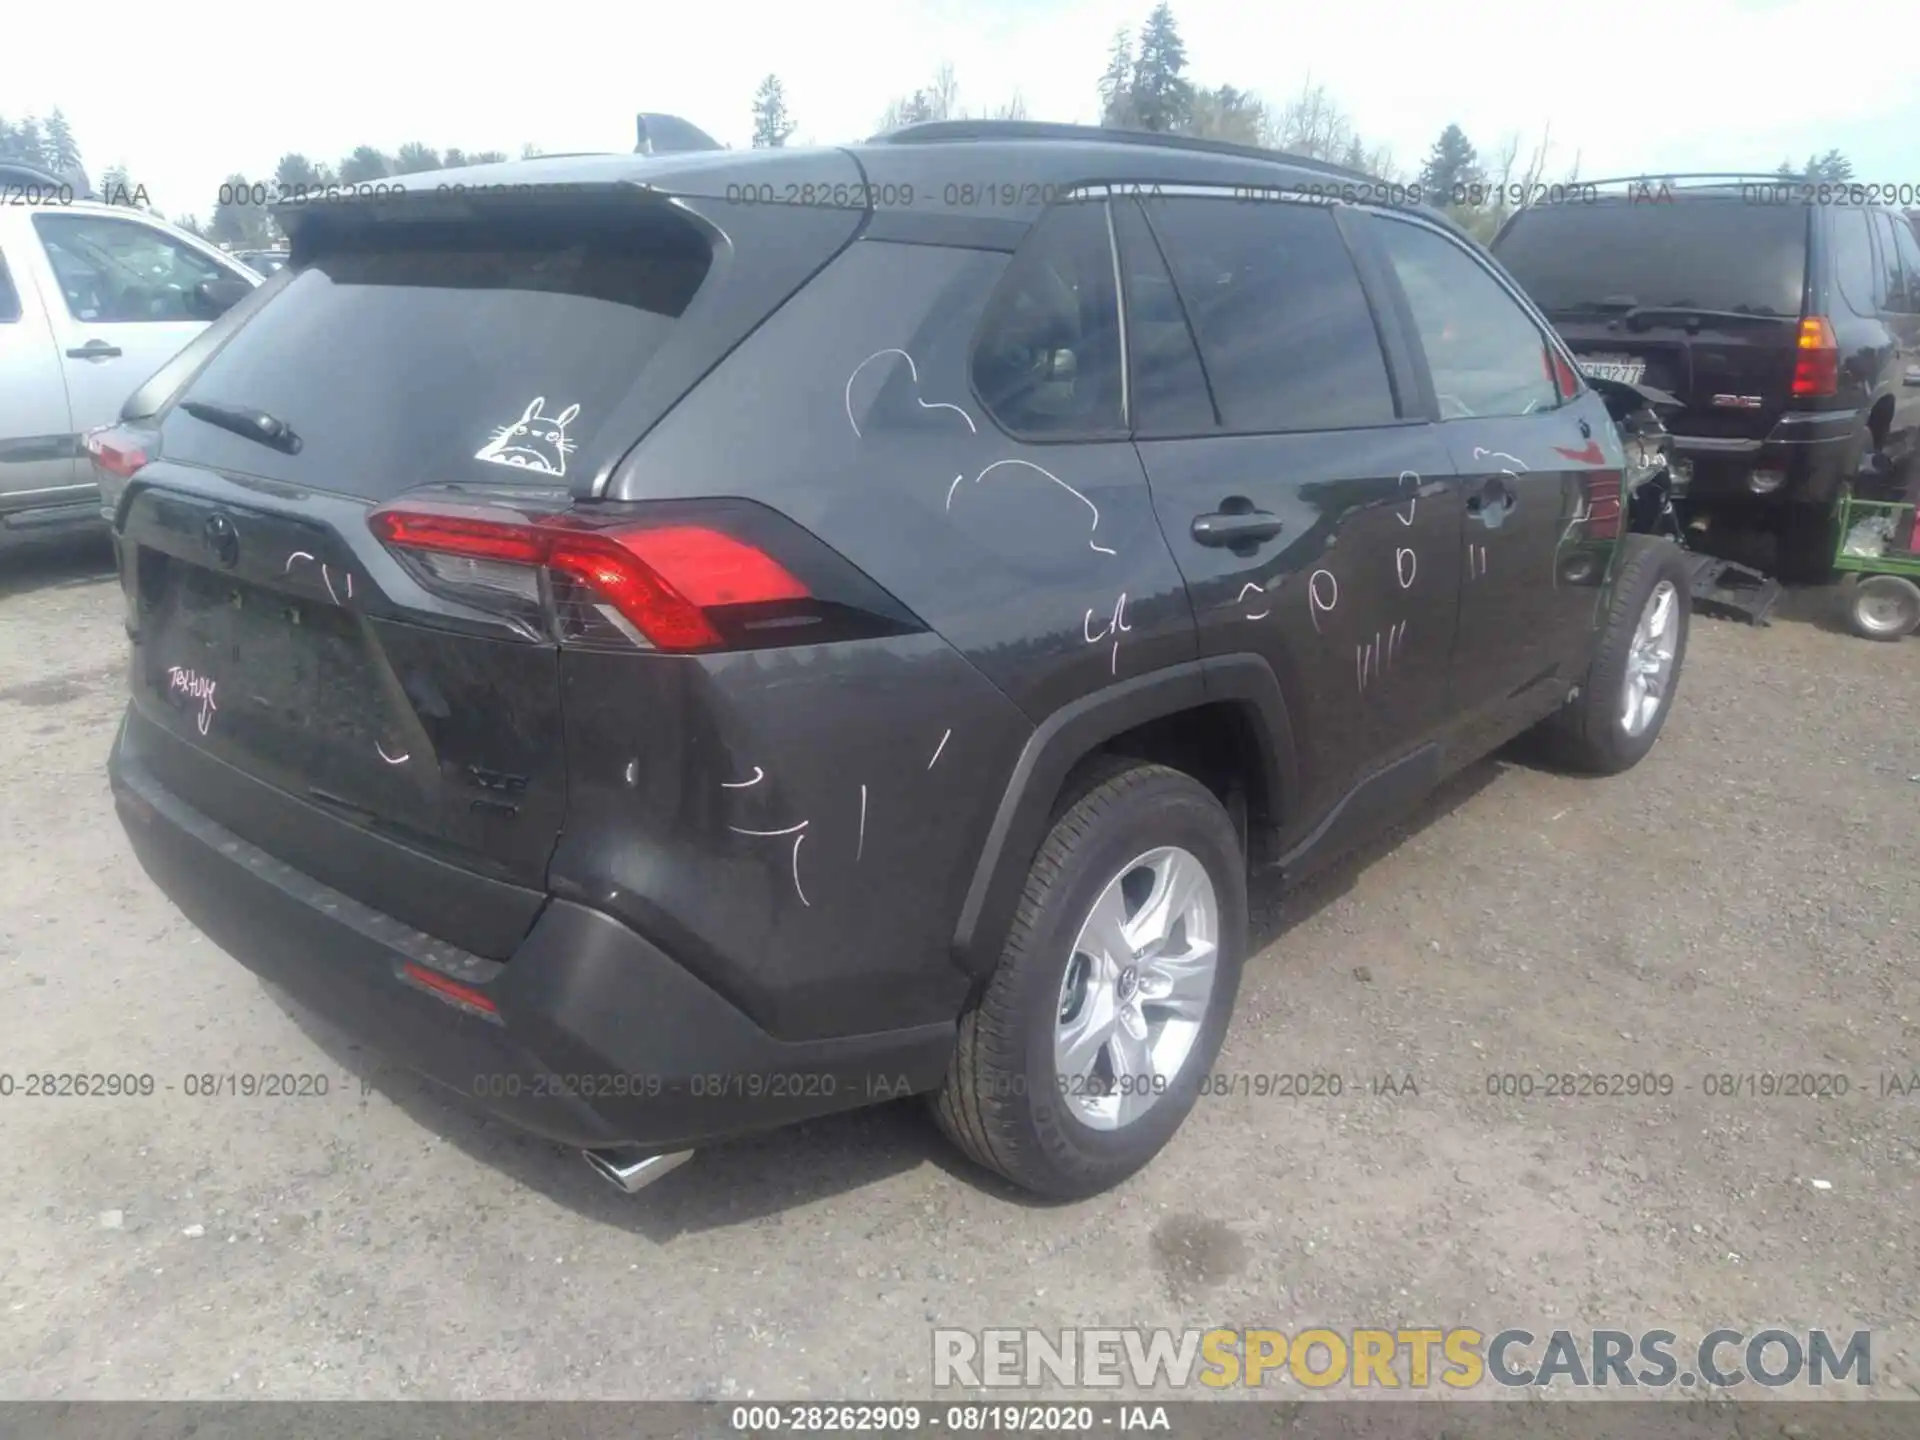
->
1144 196 1397 434
1373 217 1561 419
0 249 20 324
1887 212 1920 313
1494 199 1809 318
158 202 712 496
1113 198 1216 435
970 199 1124 438
1832 207 1881 315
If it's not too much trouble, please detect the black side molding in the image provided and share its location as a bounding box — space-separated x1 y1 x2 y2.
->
950 655 1299 976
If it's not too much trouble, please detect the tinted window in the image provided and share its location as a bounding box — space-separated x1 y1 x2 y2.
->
1889 213 1920 313
32 213 230 323
1375 218 1560 420
1870 212 1907 312
1831 207 1880 315
159 203 711 497
1146 197 1395 433
0 250 19 324
1494 199 1808 317
972 200 1124 436
1113 198 1215 435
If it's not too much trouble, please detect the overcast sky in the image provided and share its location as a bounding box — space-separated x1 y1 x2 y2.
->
12 0 1916 221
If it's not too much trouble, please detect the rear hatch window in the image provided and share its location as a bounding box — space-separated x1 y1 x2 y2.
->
157 201 712 495
1494 199 1809 318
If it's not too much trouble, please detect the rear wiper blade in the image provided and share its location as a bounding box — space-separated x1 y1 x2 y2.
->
1625 304 1787 324
179 399 303 455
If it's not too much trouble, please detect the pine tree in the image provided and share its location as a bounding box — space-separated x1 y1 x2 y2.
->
44 109 83 173
1097 28 1135 127
752 75 795 148
1129 4 1193 133
392 142 442 174
1418 123 1483 203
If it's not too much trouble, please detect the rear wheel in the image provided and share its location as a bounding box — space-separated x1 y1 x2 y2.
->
1531 535 1692 775
1841 573 1920 641
932 762 1246 1198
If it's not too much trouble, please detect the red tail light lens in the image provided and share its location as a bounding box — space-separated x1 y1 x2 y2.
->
1791 316 1839 398
369 500 851 654
83 425 153 478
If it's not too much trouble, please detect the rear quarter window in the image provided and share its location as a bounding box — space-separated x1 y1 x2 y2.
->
159 202 711 497
0 250 20 323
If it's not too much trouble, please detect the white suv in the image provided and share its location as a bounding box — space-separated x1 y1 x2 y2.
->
0 164 260 547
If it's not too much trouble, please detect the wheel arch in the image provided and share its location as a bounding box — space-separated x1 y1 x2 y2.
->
950 655 1299 977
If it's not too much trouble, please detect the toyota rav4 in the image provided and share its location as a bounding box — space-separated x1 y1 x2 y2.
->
104 121 1693 1199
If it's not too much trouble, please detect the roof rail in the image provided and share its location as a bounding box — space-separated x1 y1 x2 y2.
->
634 113 726 156
1577 172 1818 189
0 159 96 199
872 119 1378 184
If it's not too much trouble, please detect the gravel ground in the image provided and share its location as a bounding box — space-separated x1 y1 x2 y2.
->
1 534 1917 1402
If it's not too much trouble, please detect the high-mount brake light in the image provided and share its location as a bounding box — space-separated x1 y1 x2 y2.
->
369 505 810 652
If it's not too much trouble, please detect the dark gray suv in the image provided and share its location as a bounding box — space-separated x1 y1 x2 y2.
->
100 122 1692 1198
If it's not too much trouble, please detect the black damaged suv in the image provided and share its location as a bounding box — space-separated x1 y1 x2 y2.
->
103 121 1692 1199
1492 180 1920 581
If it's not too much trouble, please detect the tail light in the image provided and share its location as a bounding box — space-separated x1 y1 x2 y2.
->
1791 316 1839 398
83 422 158 519
369 496 920 653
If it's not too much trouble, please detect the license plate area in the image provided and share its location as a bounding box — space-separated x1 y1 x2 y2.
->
1578 355 1647 385
138 552 407 797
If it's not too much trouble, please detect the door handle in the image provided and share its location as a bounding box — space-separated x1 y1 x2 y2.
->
66 341 123 361
1466 475 1517 524
1192 509 1284 547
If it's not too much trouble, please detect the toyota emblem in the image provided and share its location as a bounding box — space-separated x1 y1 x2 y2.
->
203 512 240 568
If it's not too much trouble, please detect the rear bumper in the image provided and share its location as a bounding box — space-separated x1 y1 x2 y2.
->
1673 409 1862 508
109 726 952 1153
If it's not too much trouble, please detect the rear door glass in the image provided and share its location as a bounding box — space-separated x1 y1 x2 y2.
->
1494 199 1808 317
1832 207 1881 315
158 203 712 496
0 249 20 324
1145 196 1397 434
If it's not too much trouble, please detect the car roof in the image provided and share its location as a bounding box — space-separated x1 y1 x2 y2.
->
278 120 1455 233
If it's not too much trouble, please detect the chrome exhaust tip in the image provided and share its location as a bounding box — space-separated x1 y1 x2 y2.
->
582 1147 694 1194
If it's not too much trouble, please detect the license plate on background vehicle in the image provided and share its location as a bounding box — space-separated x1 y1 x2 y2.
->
1579 356 1647 385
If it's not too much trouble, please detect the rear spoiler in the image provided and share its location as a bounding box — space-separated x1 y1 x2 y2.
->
635 113 726 155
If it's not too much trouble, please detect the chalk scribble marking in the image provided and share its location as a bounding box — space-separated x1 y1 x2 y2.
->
857 784 867 862
1553 496 1593 588
1308 569 1339 633
345 572 353 599
928 728 952 770
376 742 410 765
283 551 315 574
1472 447 1530 473
844 349 979 439
166 666 218 736
790 832 810 908
721 767 765 790
1397 469 1419 526
1389 619 1407 661
1236 581 1271 621
1083 592 1133 674
1396 547 1417 590
728 818 813 908
951 459 1115 556
1466 543 1488 579
321 563 339 606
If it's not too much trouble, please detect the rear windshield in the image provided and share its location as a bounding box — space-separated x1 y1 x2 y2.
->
160 202 711 495
1494 199 1808 318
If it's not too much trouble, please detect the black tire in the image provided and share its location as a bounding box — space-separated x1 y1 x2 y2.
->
932 761 1247 1199
1773 502 1839 584
1531 535 1692 775
1841 573 1920 642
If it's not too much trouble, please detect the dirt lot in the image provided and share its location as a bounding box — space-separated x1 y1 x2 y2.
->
1 535 1917 1402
